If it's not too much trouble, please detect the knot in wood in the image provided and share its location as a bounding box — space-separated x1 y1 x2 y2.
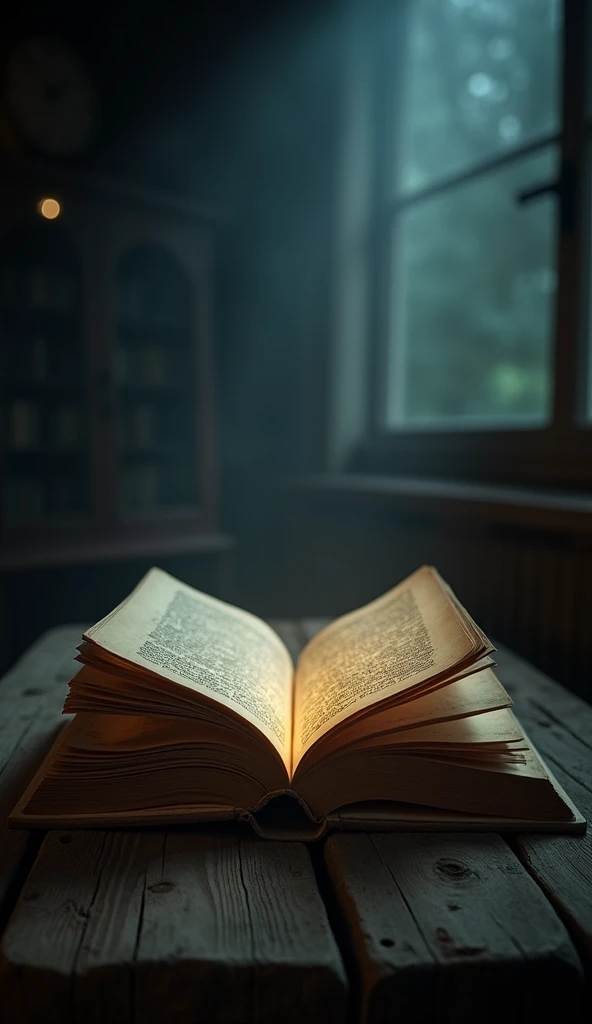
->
64 899 89 922
436 927 486 957
148 881 176 894
434 858 477 882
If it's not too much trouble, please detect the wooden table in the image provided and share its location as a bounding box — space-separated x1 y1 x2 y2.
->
0 621 590 1023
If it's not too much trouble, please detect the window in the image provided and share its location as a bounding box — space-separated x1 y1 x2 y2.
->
357 0 591 485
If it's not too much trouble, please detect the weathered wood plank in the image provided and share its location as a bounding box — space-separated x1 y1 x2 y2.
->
0 830 347 1024
237 837 346 1020
325 832 583 1024
0 830 149 1023
325 832 435 1024
493 645 592 966
0 626 84 926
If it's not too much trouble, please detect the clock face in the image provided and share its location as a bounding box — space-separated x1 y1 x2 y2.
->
5 37 97 156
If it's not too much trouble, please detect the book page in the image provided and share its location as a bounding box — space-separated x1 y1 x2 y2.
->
294 666 512 775
85 568 294 771
292 566 485 767
329 707 526 754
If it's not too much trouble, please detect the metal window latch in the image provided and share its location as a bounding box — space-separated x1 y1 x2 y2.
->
516 164 577 234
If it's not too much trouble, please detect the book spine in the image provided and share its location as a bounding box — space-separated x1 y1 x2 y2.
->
54 404 81 449
29 268 49 308
31 337 48 382
10 401 39 450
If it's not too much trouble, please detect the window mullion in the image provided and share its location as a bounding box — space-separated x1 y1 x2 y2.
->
551 0 589 433
388 131 561 216
366 0 410 432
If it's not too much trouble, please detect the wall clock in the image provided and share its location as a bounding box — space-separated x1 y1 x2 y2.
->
4 36 97 156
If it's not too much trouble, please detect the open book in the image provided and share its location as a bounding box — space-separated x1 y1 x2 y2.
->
11 566 584 838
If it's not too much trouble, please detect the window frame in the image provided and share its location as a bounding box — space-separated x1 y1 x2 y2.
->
353 0 592 488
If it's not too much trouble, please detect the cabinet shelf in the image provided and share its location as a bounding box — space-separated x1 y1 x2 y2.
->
0 307 79 327
3 381 82 395
5 448 85 459
120 445 189 458
116 320 189 339
117 383 191 397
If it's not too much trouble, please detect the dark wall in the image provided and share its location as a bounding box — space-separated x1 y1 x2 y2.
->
4 1 344 612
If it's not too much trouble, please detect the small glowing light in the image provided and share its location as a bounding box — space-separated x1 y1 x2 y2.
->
467 73 494 99
499 115 521 143
38 198 61 220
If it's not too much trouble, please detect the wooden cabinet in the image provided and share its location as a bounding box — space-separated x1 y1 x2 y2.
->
0 159 227 552
0 159 232 668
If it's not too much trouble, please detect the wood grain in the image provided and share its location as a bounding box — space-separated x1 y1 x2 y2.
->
494 645 592 966
0 831 347 1024
237 836 346 1021
0 626 83 926
325 832 583 1024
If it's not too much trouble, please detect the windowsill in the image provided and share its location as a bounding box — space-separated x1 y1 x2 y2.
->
285 473 592 534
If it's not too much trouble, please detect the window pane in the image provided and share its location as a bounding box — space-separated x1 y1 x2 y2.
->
385 147 558 427
398 0 562 195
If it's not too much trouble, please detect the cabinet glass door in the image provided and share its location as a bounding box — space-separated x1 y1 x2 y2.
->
0 219 90 526
114 244 198 517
